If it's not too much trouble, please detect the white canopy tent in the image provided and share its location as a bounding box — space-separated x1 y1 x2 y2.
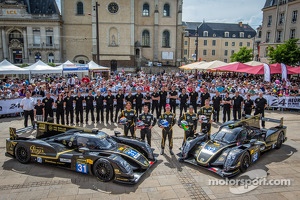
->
0 59 29 74
88 60 110 70
56 60 75 70
244 61 264 66
25 60 62 74
195 60 227 70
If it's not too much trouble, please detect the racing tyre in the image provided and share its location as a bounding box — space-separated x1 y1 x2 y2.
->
275 132 284 149
239 152 250 173
15 144 31 164
93 159 114 182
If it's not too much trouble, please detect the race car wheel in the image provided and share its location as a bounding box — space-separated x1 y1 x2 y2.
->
240 152 250 173
15 144 31 164
275 132 284 149
93 159 114 182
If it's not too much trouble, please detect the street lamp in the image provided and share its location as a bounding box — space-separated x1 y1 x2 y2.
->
195 25 200 62
93 2 100 65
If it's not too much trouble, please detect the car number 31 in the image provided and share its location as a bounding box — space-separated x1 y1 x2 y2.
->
76 163 88 174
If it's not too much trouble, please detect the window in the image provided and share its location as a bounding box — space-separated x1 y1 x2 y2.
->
267 15 272 26
224 58 227 63
247 42 250 47
162 30 170 47
212 40 216 46
258 31 262 38
213 33 216 37
184 49 188 55
277 31 282 42
224 32 229 37
33 29 40 46
279 0 286 5
48 53 54 63
35 52 41 62
163 4 170 17
265 48 268 57
203 31 208 37
240 32 244 38
212 50 215 56
142 3 149 16
203 50 207 56
292 10 298 23
232 42 235 46
279 12 284 25
203 40 207 46
232 34 236 38
224 50 228 56
184 41 188 45
266 31 270 43
46 29 53 46
225 42 228 46
77 2 84 15
239 42 243 46
142 30 150 46
231 50 235 56
9 30 22 40
290 29 296 39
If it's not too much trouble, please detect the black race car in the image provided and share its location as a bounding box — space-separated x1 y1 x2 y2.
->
178 115 287 177
5 122 156 184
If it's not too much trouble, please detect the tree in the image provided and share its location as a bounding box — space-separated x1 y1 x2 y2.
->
230 47 253 63
267 38 300 66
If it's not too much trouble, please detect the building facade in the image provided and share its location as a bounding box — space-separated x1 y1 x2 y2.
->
61 0 183 70
0 0 62 64
182 22 256 63
259 0 300 63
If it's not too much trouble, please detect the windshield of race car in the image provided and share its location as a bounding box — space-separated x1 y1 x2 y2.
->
211 127 244 144
76 132 117 150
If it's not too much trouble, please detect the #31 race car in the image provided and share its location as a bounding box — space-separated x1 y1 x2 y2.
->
178 115 287 177
5 121 156 184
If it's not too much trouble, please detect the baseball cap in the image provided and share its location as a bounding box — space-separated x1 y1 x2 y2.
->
165 104 171 108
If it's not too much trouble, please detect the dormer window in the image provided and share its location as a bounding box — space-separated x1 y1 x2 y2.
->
224 32 229 37
240 32 244 38
203 31 208 37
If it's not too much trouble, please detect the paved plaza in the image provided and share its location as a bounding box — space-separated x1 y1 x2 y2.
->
0 110 300 200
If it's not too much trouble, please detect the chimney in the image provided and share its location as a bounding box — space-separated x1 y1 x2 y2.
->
239 22 243 27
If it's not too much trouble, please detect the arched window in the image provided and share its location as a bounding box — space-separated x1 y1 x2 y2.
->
162 30 170 47
48 53 54 63
142 3 149 16
163 4 170 17
77 2 84 15
35 52 41 62
142 30 150 47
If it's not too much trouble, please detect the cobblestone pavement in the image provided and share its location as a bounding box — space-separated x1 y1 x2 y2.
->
0 110 299 200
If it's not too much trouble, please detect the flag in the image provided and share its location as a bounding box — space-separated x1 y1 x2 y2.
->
281 63 287 81
264 63 270 82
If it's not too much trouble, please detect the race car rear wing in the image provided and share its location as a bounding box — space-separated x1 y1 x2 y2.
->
228 115 284 129
261 117 284 127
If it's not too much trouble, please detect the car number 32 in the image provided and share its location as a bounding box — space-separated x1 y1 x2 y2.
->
76 163 88 174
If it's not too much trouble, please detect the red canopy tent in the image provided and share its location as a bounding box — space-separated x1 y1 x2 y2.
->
288 67 300 74
215 62 253 72
269 63 292 74
244 65 264 74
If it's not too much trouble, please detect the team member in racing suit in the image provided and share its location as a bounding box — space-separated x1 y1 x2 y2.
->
198 99 214 139
178 105 198 147
158 104 176 155
137 105 157 146
118 102 137 137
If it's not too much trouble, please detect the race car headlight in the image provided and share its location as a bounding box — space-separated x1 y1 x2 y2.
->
110 155 133 174
182 141 191 158
224 153 237 171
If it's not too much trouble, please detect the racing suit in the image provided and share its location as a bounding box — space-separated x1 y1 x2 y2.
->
198 106 214 138
138 112 157 146
158 112 176 150
119 109 136 137
178 112 198 146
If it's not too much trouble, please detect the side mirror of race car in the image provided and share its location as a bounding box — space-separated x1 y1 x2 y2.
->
114 131 122 137
79 147 90 154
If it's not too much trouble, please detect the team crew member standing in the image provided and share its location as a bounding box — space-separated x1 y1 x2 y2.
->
20 91 35 129
42 93 54 121
189 87 199 113
125 91 135 108
151 87 160 118
105 90 115 123
119 102 136 137
55 93 65 125
159 86 168 115
244 94 254 115
254 92 268 128
232 91 244 120
200 88 210 107
144 92 152 110
34 99 44 122
158 104 176 155
178 105 198 146
222 92 231 123
179 88 189 117
85 90 95 123
138 105 157 146
95 91 104 123
198 99 214 138
64 91 74 125
212 91 222 122
168 86 178 114
74 91 84 124
135 89 144 116
114 90 124 122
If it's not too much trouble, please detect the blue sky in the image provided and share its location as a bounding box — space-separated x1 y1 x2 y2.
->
55 0 265 29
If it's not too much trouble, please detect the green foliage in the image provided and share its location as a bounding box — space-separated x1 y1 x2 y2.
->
230 47 253 63
20 63 29 68
267 38 300 66
48 62 56 67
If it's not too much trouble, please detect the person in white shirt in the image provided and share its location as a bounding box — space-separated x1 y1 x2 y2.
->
20 91 35 129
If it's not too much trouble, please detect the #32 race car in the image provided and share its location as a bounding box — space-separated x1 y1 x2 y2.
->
5 122 156 184
178 115 287 177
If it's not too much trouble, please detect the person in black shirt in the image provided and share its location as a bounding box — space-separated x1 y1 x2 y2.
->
168 85 178 114
119 102 136 137
138 105 157 146
232 91 244 121
189 87 199 113
159 87 168 116
64 91 74 125
135 89 144 116
222 92 231 123
85 90 95 123
105 90 115 123
95 91 104 123
144 92 152 110
179 88 189 117
244 94 254 115
34 99 44 122
125 91 135 108
115 90 125 122
200 88 210 107
212 91 222 122
55 93 65 125
42 93 54 122
254 92 268 128
74 91 84 124
151 87 160 118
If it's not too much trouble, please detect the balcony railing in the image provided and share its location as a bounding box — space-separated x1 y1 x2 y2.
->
28 44 59 49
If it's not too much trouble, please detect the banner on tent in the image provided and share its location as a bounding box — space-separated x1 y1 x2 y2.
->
63 64 89 71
